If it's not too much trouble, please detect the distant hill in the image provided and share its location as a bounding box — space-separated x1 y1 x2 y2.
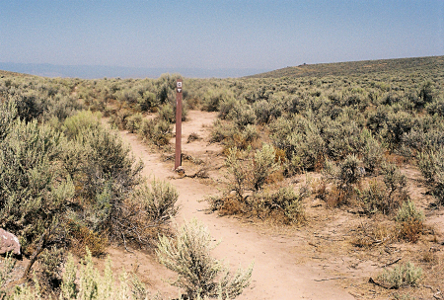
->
0 69 33 78
247 56 444 79
0 62 269 79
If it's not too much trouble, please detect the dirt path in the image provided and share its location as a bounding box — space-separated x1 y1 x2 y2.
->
115 111 356 300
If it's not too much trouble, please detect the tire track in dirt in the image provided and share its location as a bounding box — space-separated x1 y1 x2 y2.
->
116 111 355 300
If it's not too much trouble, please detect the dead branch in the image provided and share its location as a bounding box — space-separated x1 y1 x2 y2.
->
380 258 401 268
314 276 347 282
368 277 396 289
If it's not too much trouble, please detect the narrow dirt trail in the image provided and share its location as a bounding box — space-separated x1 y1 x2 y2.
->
116 111 355 300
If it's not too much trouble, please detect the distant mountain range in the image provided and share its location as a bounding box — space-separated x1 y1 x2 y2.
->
0 62 269 79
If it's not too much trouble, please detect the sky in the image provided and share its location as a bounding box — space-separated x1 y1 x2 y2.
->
1 0 443 74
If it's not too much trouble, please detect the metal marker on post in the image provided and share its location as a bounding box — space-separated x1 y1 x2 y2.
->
175 79 183 170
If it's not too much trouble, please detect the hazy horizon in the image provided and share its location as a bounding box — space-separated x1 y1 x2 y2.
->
2 54 444 79
0 61 271 79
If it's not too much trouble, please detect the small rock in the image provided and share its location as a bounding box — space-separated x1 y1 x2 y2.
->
175 166 185 176
0 228 21 255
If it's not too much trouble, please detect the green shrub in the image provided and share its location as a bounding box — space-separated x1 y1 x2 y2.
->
218 95 237 120
256 186 307 224
211 120 258 150
0 99 18 140
357 179 401 215
323 120 365 159
376 262 422 288
62 110 102 140
158 103 175 123
156 218 253 300
270 116 325 173
226 101 256 128
252 144 281 191
426 96 444 116
396 201 424 242
252 99 280 124
202 88 233 112
339 154 364 187
130 178 179 222
396 200 424 223
138 118 172 147
109 109 131 130
381 163 408 200
125 113 143 133
0 119 73 250
361 130 385 174
225 147 250 200
418 146 444 205
136 91 157 111
416 81 434 108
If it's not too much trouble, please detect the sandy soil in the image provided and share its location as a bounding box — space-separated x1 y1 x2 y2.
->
108 110 358 300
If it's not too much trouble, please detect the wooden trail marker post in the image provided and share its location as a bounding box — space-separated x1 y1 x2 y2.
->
175 79 183 170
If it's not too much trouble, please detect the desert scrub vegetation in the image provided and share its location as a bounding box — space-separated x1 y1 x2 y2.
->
395 200 425 242
1 220 251 300
0 249 164 300
375 262 423 289
207 145 307 224
1 55 443 297
156 218 253 300
0 76 180 295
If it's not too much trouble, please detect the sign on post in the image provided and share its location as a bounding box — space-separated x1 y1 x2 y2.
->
175 79 183 170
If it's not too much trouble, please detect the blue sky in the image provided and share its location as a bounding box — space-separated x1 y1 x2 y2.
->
1 0 443 71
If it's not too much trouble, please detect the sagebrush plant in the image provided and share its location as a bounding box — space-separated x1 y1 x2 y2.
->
156 218 253 300
357 179 400 215
418 146 444 206
225 147 250 200
3 249 161 300
0 115 75 252
111 178 179 249
396 200 425 223
252 143 281 191
376 262 422 288
381 162 407 200
138 118 172 147
395 200 425 242
255 186 307 224
339 154 364 187
130 178 179 222
361 130 385 174
125 113 143 133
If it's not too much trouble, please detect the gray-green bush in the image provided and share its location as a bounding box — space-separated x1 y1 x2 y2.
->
156 219 253 300
376 262 422 288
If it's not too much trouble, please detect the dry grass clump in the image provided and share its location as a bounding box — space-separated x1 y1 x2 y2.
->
351 221 396 249
67 222 108 258
351 200 428 249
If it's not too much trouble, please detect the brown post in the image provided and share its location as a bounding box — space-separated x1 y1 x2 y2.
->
175 78 183 170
